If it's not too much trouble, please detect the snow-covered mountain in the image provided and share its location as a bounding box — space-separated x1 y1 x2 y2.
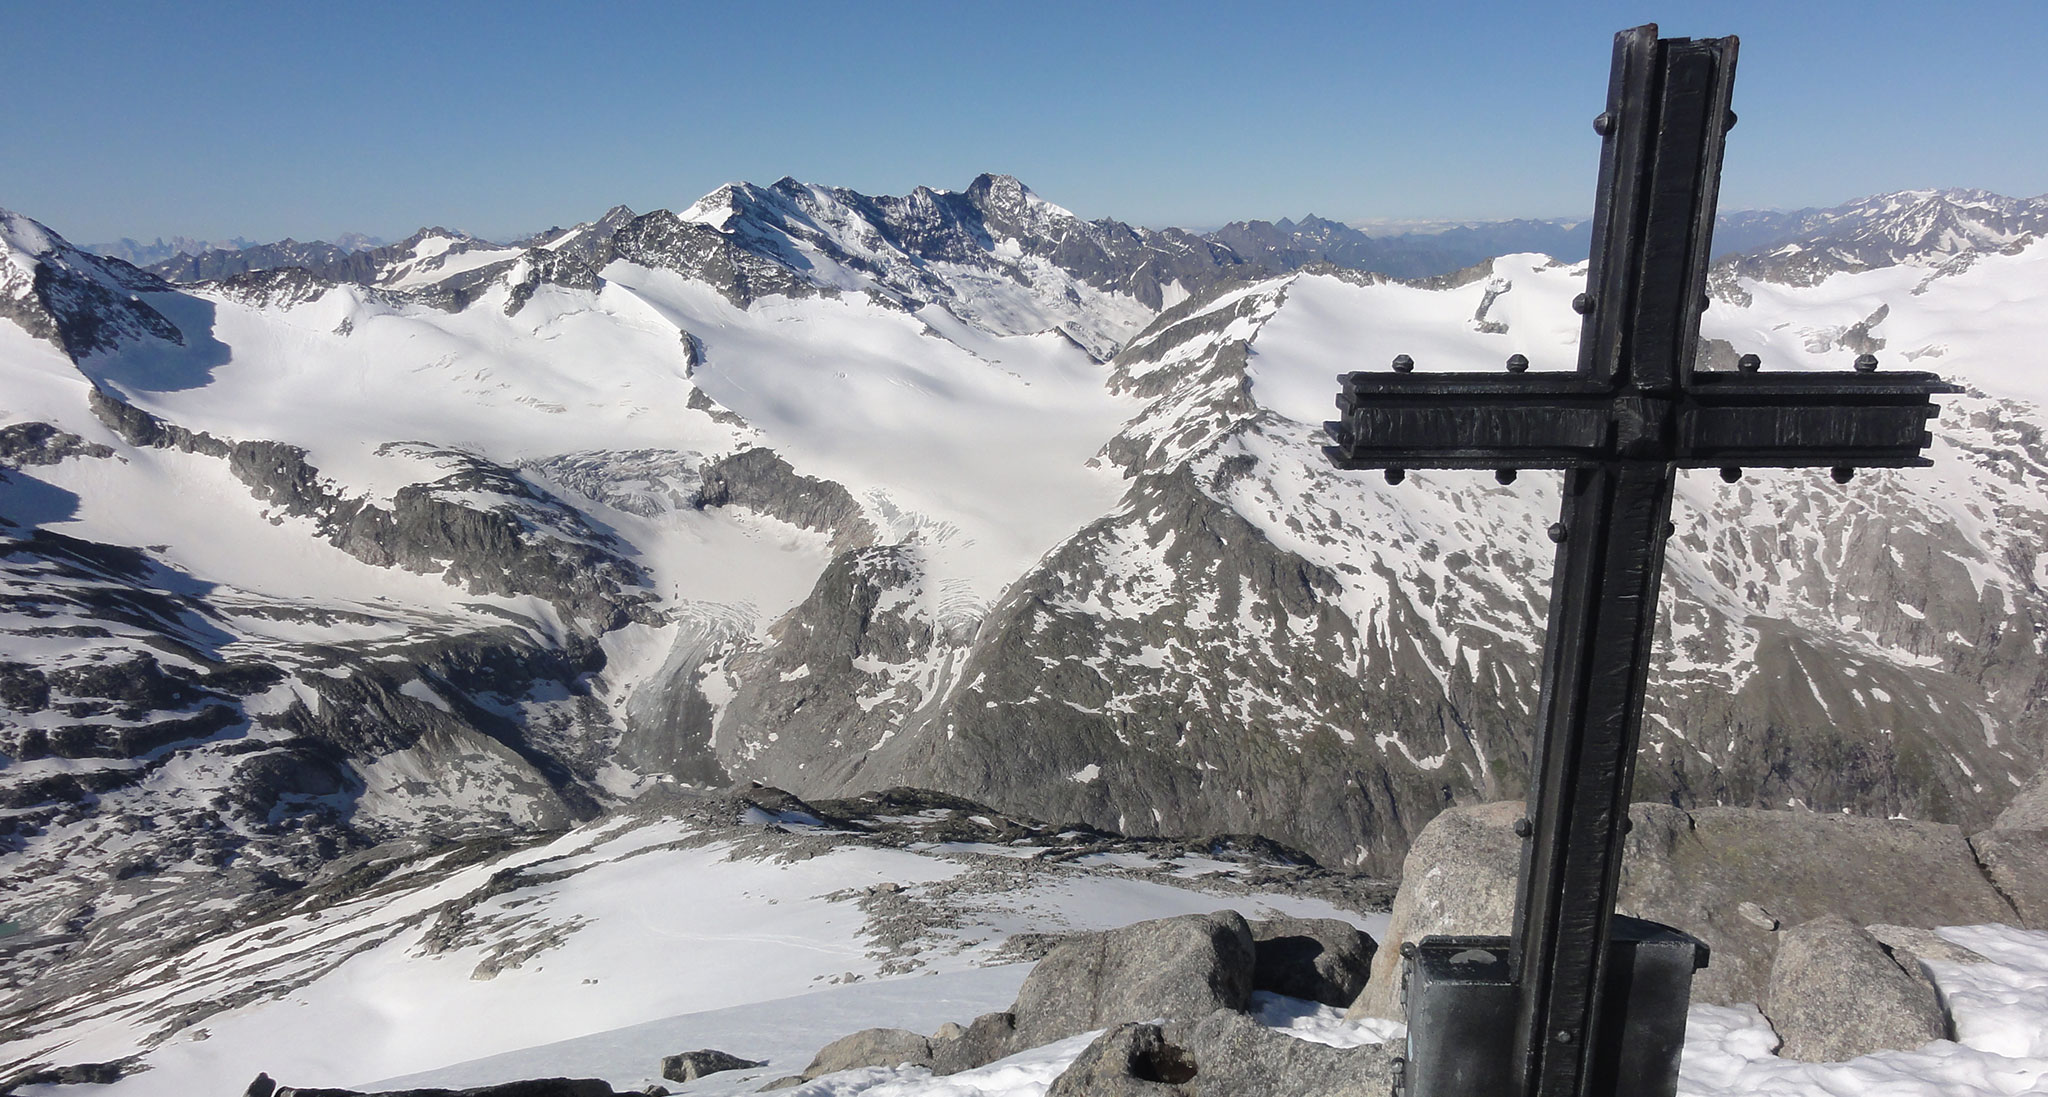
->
3 177 2046 1090
1712 188 2048 287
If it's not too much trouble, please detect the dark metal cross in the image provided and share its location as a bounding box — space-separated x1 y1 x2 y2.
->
1324 25 1958 1097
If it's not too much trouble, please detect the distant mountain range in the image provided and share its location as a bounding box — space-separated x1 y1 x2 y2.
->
85 232 386 269
92 186 2045 287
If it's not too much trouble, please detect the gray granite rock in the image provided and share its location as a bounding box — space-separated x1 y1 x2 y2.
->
1970 828 2048 930
1764 915 1948 1061
1624 805 2016 1004
1348 800 1523 1020
1044 1022 1195 1097
929 1010 1019 1075
659 1048 765 1082
1866 924 1990 967
1179 1008 1401 1097
1009 911 1256 1050
1992 772 2048 831
1249 916 1377 1007
796 1027 933 1081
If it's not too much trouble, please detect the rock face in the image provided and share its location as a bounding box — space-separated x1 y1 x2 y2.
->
1992 771 2048 830
1711 188 2048 289
1763 915 1948 1061
1351 801 2019 1018
694 447 876 550
0 449 625 1018
1621 805 2016 1004
1970 772 2048 929
681 259 2047 876
1207 213 1591 280
1007 911 1257 1050
0 210 186 359
146 238 356 283
86 393 659 629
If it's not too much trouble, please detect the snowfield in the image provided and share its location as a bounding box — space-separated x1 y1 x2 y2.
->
17 792 2048 1097
2 805 1387 1096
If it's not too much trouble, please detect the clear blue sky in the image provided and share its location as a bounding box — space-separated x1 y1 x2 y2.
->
3 0 2043 245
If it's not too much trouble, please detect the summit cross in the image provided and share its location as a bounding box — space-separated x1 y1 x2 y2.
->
1323 24 1960 1097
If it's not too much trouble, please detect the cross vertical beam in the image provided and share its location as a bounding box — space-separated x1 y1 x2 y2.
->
1510 461 1677 1095
1509 29 1733 1097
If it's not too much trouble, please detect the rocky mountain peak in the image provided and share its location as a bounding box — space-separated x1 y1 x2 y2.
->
963 172 1038 214
2 206 60 262
0 210 184 359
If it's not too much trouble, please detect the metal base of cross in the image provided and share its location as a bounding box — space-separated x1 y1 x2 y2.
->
1398 918 1709 1097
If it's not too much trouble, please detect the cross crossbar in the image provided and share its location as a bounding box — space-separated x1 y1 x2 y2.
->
1326 369 1955 471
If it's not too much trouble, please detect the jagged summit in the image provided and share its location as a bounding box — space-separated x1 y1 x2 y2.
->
610 172 1251 355
1 206 58 257
0 208 185 359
